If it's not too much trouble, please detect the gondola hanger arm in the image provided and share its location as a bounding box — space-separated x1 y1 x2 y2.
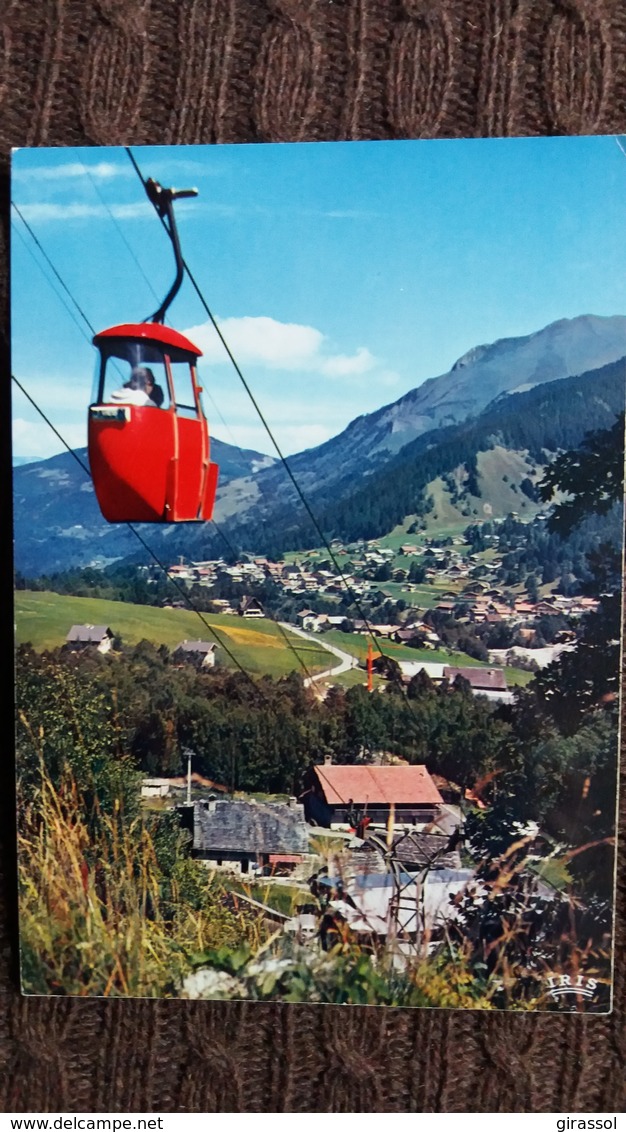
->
143 177 199 324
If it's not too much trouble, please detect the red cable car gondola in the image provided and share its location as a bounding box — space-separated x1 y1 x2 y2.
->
88 178 219 523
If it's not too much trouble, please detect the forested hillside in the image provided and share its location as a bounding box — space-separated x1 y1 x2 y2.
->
293 358 625 546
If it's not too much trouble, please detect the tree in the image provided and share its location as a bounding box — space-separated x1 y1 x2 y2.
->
538 413 624 535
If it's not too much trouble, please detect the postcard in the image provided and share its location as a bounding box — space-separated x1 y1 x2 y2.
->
12 137 624 1009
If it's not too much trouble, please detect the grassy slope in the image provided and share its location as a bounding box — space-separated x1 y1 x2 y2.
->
377 449 543 545
15 592 331 679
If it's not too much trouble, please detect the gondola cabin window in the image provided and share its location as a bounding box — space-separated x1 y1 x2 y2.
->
169 358 202 419
93 339 170 410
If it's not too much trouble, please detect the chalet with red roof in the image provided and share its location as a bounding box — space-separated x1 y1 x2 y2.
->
301 757 443 828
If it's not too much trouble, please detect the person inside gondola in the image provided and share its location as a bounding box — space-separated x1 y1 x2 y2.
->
143 369 165 407
110 366 164 407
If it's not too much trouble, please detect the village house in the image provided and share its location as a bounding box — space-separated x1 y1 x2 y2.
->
192 558 224 570
368 623 402 639
351 619 371 634
296 608 317 625
316 867 475 942
514 601 537 618
65 624 114 653
239 596 265 618
534 600 560 617
391 832 462 871
173 639 218 668
394 627 426 646
306 613 331 632
179 798 309 875
192 568 216 585
435 601 456 615
223 567 245 583
166 563 195 582
301 758 444 829
444 666 512 702
141 777 173 799
397 661 512 702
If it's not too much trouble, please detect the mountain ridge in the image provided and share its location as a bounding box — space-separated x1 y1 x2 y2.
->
13 314 626 575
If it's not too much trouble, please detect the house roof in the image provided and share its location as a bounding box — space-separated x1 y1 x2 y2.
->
444 666 508 691
312 764 443 806
175 639 217 654
66 624 112 643
240 596 264 611
392 832 461 871
192 800 309 855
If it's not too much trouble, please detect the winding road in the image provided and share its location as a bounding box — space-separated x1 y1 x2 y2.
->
279 622 359 687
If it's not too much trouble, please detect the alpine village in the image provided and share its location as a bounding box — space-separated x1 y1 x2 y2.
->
15 313 623 1008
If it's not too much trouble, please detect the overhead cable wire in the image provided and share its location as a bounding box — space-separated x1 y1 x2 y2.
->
9 216 259 682
11 204 315 691
125 146 394 666
11 375 92 477
79 161 252 468
78 161 273 514
11 202 97 338
11 372 262 684
92 153 316 684
11 221 94 347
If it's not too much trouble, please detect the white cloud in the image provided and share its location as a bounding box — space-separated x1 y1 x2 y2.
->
188 315 323 369
15 202 103 223
184 315 378 377
14 200 154 224
12 417 87 460
13 160 131 182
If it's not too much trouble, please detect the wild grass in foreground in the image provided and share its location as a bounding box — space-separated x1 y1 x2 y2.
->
18 765 262 997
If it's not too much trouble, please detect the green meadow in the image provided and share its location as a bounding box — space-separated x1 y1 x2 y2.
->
14 591 332 679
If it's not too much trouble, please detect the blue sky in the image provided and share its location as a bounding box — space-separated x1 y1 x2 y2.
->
11 136 626 460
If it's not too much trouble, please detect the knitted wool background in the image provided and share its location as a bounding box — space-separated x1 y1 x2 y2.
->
1 0 625 1114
